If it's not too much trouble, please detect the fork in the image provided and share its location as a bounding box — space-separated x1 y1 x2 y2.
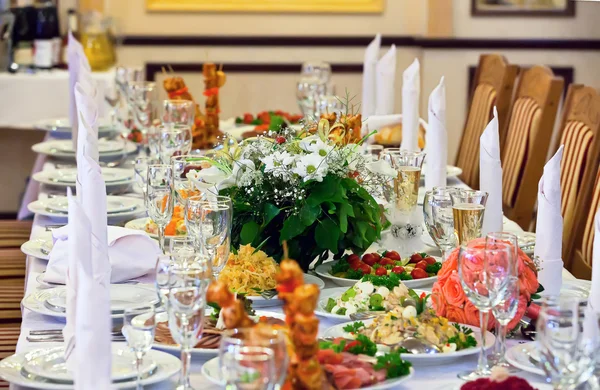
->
27 335 126 343
29 329 123 336
260 290 278 300
349 311 383 321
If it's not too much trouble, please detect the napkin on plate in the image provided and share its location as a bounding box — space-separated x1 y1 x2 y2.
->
375 44 396 115
535 145 564 296
45 225 160 284
589 210 600 312
401 58 420 152
75 81 100 163
480 107 503 235
67 32 90 150
424 76 447 191
361 33 381 119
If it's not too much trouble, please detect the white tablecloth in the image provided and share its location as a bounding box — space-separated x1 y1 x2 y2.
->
12 175 574 390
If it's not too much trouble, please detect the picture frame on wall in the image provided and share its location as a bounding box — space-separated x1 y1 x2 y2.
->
146 0 384 13
471 0 575 17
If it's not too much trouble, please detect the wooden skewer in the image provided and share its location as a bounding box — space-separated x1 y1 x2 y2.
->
167 64 175 74
218 63 223 72
161 66 167 75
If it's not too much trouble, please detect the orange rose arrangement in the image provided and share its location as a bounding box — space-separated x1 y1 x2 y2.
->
431 238 540 331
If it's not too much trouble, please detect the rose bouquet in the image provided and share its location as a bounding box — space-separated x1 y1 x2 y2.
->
186 117 397 270
431 238 541 331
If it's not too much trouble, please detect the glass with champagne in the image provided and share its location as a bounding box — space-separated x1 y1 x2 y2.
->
450 190 488 245
388 150 426 213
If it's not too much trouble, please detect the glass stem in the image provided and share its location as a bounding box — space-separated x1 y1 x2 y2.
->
136 352 143 390
158 224 165 253
180 321 191 389
477 310 489 374
497 322 507 363
493 320 501 356
440 248 447 262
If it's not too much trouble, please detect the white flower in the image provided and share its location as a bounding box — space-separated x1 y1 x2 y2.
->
366 159 397 178
300 136 334 157
293 153 328 182
225 159 256 189
299 135 321 152
261 151 295 173
186 166 230 191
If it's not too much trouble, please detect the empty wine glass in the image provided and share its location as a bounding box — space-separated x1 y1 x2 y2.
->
301 61 332 84
296 76 328 120
537 297 599 389
219 327 289 388
171 155 204 203
169 236 196 264
457 241 511 380
451 189 488 245
147 164 174 253
134 156 158 202
155 254 174 307
122 306 156 390
115 66 145 134
127 81 158 139
221 346 276 390
159 124 193 164
198 195 233 278
423 187 458 260
168 262 211 390
162 99 195 127
185 195 203 250
364 144 384 161
315 95 342 118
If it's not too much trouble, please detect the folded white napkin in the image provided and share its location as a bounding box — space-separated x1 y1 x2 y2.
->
480 107 503 235
75 81 100 163
589 210 600 312
67 32 89 150
401 58 420 152
425 76 447 191
375 45 396 115
46 225 160 284
535 145 564 295
361 33 381 119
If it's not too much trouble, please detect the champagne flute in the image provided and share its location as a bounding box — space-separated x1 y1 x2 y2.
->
155 254 174 307
221 346 276 390
388 150 426 212
450 189 488 245
169 236 196 264
134 156 158 203
162 99 195 127
168 262 212 390
185 195 203 251
122 306 156 390
171 155 204 203
147 164 174 253
127 81 158 142
537 297 599 389
423 187 458 260
198 195 233 278
219 328 289 388
457 242 511 380
159 124 193 164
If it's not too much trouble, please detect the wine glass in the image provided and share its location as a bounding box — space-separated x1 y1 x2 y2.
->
169 236 196 264
221 346 277 390
115 66 145 134
450 189 488 245
457 241 511 380
155 254 174 307
296 76 328 119
185 195 203 251
219 328 289 388
423 187 458 261
168 262 212 390
301 61 332 84
387 150 426 212
158 124 193 164
315 95 342 118
171 155 204 202
127 81 158 140
147 164 174 253
537 297 599 389
198 195 233 278
122 306 156 390
364 144 384 161
162 99 195 127
134 156 158 202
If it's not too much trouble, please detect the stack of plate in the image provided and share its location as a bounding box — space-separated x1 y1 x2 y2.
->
33 167 135 190
20 232 53 260
22 284 159 319
28 195 145 220
34 118 119 139
0 344 181 389
32 140 137 161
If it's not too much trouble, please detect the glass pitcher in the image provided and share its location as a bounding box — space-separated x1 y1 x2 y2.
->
79 11 115 71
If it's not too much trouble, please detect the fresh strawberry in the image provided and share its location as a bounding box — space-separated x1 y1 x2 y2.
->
423 256 437 265
243 113 253 124
415 260 428 270
361 253 378 266
411 268 428 279
409 253 423 264
384 250 401 261
375 267 387 276
391 266 405 274
379 257 395 266
358 263 371 274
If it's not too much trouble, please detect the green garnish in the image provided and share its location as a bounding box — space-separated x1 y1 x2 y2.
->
342 321 365 334
369 293 383 310
374 351 412 379
325 298 336 312
361 272 402 290
330 260 350 275
345 268 365 280
319 339 346 353
336 308 347 315
425 262 443 274
341 288 357 302
346 334 378 356
448 324 477 350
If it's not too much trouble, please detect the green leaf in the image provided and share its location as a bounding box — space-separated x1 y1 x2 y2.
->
339 204 348 234
299 204 320 226
315 219 340 253
306 176 339 206
240 221 260 244
280 215 305 241
262 203 280 227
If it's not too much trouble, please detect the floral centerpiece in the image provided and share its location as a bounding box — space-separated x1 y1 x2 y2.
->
187 113 396 271
431 238 541 330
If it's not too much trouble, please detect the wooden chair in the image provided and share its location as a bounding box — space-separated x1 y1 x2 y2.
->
0 220 32 248
0 249 26 280
554 85 600 260
565 166 600 280
501 65 564 230
455 54 519 189
0 283 25 322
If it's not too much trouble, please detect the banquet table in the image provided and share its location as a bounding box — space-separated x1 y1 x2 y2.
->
11 164 577 390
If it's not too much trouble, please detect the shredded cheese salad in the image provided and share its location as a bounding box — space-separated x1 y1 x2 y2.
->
218 245 279 295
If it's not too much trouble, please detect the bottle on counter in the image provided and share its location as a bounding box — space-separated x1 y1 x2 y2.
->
49 1 60 67
10 0 36 69
33 0 58 70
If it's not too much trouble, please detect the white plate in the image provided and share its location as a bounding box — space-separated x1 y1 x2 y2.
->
314 257 440 289
152 310 286 357
535 279 591 301
248 274 325 308
505 342 544 376
45 196 136 214
33 168 134 187
20 233 53 260
202 356 414 388
22 284 158 319
54 140 124 154
324 320 495 365
23 344 156 383
124 217 182 240
36 273 62 288
0 344 181 389
32 140 137 161
420 165 462 179
315 287 430 322
28 196 145 220
34 117 118 139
